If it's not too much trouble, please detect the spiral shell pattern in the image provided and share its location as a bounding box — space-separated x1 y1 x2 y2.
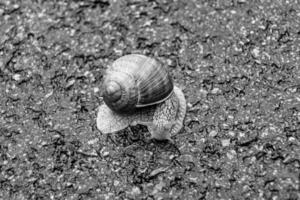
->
102 54 173 113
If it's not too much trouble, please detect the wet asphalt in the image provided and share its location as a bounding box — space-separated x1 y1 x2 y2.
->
0 1 299 200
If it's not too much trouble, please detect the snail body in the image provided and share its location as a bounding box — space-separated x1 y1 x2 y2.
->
97 54 186 141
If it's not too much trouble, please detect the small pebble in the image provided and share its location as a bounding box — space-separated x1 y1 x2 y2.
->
113 180 120 186
228 131 236 137
149 166 169 177
94 87 100 93
227 150 237 160
221 139 231 147
12 74 21 81
152 179 166 194
211 88 221 94
252 47 260 58
131 186 141 195
209 130 218 137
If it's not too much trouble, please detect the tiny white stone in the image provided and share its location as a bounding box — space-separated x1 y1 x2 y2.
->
211 88 221 94
252 47 260 58
131 186 141 195
221 139 231 147
209 130 218 137
228 131 235 137
288 137 296 142
45 91 53 98
227 150 237 160
94 87 100 93
87 138 98 145
102 151 110 157
84 71 90 76
113 180 120 186
12 74 21 81
238 132 245 138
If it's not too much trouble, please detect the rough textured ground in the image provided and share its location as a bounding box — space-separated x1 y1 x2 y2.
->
0 0 299 199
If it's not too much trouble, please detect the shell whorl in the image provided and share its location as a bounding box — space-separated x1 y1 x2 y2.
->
102 54 173 113
102 70 138 113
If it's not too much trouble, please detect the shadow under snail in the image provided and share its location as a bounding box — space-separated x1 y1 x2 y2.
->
96 54 187 141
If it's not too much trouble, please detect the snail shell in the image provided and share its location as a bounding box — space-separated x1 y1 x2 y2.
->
102 54 174 113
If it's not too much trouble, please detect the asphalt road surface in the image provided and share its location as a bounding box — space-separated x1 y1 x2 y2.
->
0 1 299 200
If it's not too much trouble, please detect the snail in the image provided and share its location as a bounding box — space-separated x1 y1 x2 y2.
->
96 54 186 141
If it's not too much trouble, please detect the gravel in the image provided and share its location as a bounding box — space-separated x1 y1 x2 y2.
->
0 1 299 199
